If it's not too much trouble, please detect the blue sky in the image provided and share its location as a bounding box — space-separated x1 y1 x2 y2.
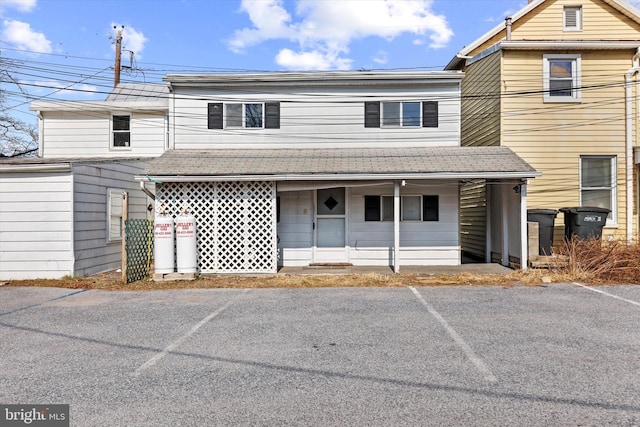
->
2 0 639 123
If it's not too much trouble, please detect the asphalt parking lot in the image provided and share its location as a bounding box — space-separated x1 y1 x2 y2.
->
1 283 639 426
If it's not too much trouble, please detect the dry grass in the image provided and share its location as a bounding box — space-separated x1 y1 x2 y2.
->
3 241 638 291
552 238 640 284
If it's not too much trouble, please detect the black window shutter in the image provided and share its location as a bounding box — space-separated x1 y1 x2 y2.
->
265 102 280 129
208 103 223 129
364 101 380 128
422 101 438 128
422 195 439 221
364 196 381 221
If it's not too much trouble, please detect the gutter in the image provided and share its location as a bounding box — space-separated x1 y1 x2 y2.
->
625 48 640 243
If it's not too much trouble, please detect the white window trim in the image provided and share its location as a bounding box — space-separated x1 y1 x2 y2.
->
111 114 132 151
225 102 265 129
107 189 126 243
580 156 617 227
563 6 582 32
543 54 582 103
381 101 421 128
368 195 436 222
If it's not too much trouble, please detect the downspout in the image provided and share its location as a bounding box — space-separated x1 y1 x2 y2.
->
37 112 44 157
624 48 640 243
140 180 156 200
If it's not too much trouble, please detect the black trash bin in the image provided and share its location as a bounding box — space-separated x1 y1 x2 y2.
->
559 207 610 241
527 209 558 256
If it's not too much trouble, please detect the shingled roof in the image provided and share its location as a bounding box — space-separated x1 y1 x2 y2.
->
142 146 538 182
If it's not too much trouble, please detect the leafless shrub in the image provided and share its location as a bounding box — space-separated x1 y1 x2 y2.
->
554 238 640 284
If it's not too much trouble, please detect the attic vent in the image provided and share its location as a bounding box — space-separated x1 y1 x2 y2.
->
564 6 582 31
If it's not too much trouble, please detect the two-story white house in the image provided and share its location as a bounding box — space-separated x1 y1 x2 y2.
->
0 72 538 279
141 72 538 274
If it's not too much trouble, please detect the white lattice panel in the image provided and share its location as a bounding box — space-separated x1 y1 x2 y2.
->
156 181 276 273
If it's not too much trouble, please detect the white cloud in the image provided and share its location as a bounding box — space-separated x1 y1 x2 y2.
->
2 19 51 53
0 0 36 14
372 50 388 65
111 23 148 59
32 80 98 97
228 0 453 70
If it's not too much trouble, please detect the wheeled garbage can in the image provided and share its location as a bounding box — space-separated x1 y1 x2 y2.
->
559 207 610 241
527 209 558 256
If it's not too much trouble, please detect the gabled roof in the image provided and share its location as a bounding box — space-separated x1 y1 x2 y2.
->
140 147 539 182
445 0 640 70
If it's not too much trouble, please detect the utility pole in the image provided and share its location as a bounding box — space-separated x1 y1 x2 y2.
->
114 26 123 88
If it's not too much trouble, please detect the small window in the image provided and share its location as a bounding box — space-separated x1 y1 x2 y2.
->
112 115 130 148
364 195 439 222
581 156 616 225
564 6 582 31
543 54 581 102
226 103 264 128
107 189 125 242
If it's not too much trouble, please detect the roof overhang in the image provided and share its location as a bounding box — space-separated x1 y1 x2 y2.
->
30 101 168 113
137 147 540 183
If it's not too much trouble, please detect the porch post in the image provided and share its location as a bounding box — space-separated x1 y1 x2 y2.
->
394 180 400 273
502 188 509 268
520 182 528 270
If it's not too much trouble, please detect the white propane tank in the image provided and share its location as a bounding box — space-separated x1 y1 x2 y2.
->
175 209 197 273
154 212 175 274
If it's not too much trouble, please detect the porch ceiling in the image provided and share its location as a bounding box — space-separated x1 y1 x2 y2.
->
140 146 539 182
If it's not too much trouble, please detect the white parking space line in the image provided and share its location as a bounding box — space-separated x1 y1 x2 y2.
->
409 286 497 384
573 283 640 307
133 289 250 377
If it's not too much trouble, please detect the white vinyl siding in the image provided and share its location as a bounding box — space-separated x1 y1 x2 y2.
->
0 172 74 279
172 85 460 149
39 111 167 158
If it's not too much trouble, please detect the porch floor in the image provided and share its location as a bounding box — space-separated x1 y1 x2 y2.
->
277 263 513 276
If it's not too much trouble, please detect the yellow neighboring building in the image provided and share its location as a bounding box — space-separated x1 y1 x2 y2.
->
446 0 640 259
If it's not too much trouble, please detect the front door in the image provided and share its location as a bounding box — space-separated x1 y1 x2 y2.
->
314 187 348 263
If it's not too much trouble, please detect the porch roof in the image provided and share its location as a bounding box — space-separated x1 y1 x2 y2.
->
140 147 539 182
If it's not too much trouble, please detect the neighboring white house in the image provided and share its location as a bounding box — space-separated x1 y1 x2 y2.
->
141 72 539 273
0 84 166 280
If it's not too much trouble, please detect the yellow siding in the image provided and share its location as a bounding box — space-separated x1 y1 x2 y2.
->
460 51 502 147
467 0 640 57
501 49 633 240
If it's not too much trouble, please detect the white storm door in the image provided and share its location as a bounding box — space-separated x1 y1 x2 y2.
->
314 188 348 263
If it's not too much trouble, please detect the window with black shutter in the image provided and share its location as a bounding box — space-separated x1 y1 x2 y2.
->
422 101 438 128
208 103 223 129
265 102 280 129
422 195 439 221
364 196 381 221
364 101 380 128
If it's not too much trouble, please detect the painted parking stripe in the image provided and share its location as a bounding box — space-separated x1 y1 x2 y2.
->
573 282 640 307
133 289 250 377
409 286 497 383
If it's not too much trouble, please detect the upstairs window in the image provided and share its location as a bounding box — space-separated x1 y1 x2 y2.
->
208 102 280 129
564 6 582 31
112 115 130 148
365 101 438 128
543 54 581 103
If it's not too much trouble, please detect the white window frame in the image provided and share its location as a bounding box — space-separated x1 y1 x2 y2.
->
111 114 131 150
381 101 421 127
365 195 438 222
543 54 581 103
107 189 126 243
225 102 264 129
563 6 582 31
580 156 617 226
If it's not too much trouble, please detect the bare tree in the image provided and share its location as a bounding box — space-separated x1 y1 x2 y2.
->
0 58 39 157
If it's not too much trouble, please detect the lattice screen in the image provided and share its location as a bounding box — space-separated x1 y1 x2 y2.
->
156 181 276 273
